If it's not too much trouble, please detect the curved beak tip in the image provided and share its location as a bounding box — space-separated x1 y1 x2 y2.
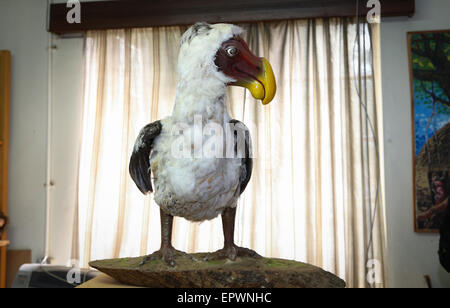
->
234 57 277 105
260 58 276 105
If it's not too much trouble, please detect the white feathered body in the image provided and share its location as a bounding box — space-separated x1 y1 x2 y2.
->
149 23 245 221
150 113 242 222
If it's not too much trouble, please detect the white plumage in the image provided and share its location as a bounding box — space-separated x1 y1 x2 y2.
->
149 24 245 221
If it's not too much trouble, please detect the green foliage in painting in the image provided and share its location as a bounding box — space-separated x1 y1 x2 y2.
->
410 32 450 111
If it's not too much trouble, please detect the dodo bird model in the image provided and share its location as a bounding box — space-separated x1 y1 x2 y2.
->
129 22 276 266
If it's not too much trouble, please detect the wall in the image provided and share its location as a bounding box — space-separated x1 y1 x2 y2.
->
0 0 49 263
48 35 84 266
0 0 84 264
380 0 450 288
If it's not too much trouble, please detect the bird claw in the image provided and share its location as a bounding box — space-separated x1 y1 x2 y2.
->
139 247 196 267
203 245 262 262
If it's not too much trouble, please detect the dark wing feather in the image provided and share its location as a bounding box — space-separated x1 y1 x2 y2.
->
129 121 162 194
230 119 253 195
439 199 450 272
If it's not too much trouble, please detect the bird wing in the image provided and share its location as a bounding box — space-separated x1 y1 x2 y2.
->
230 119 253 195
129 121 162 194
439 199 450 272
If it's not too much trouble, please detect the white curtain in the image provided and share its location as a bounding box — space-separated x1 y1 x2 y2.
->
75 19 387 288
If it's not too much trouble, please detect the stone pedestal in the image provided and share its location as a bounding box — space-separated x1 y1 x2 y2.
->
89 253 345 288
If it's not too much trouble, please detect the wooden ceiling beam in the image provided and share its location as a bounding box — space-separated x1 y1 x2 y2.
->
49 0 415 34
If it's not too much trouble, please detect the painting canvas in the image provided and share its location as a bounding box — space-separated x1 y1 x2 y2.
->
408 30 450 232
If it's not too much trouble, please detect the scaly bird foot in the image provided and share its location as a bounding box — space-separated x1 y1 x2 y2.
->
139 246 195 267
203 245 262 262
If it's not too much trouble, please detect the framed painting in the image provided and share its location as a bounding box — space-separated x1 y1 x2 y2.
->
408 30 450 233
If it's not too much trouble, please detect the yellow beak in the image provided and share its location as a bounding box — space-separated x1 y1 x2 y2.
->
237 58 277 105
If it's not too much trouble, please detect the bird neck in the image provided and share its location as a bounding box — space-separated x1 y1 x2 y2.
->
171 77 230 124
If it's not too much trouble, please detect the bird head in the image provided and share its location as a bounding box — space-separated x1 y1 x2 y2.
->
178 22 276 105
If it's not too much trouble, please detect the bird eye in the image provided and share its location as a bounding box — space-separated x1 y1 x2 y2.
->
225 46 239 57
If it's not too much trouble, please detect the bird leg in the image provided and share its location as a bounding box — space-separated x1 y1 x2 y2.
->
139 209 193 267
204 207 262 261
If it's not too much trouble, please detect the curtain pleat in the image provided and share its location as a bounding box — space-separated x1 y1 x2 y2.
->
75 19 386 288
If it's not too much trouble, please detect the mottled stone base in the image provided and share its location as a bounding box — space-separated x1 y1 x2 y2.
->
89 253 345 288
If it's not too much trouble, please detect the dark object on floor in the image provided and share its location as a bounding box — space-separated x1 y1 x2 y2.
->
6 250 31 288
0 212 7 237
11 264 100 288
90 254 346 288
424 275 433 288
439 199 450 273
